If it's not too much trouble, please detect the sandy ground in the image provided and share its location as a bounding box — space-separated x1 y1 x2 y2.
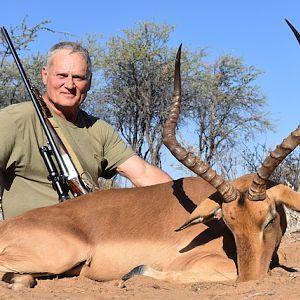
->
0 233 300 300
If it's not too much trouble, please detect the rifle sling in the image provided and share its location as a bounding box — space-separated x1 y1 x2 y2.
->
47 116 97 191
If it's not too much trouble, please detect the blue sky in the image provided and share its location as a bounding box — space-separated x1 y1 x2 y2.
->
1 0 300 177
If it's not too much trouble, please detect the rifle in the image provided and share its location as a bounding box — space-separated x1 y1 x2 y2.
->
0 26 92 201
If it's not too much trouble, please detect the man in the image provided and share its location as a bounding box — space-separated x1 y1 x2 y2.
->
0 42 172 219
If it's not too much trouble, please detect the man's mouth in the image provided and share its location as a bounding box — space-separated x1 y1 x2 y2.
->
61 92 76 97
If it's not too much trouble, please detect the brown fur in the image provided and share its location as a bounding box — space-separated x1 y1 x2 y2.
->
0 173 299 288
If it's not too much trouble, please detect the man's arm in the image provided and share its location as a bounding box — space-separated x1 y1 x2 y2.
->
116 155 172 187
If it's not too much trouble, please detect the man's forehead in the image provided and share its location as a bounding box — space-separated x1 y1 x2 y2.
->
49 50 88 73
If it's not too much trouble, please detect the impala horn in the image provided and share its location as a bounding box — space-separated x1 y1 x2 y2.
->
248 126 300 200
285 19 300 45
163 45 239 203
248 19 300 200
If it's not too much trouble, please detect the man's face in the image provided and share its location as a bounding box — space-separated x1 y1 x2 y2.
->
42 49 91 111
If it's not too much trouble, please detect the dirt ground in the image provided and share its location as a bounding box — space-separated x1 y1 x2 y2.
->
0 233 299 300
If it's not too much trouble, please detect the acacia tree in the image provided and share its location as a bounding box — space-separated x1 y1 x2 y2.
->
99 22 185 166
182 54 273 179
0 19 61 108
98 22 272 175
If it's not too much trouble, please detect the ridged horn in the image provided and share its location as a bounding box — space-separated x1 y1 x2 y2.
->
249 20 300 201
248 125 300 200
163 45 239 203
285 19 300 45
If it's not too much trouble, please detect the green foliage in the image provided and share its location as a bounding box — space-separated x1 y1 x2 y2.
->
0 18 62 107
182 54 272 178
98 21 180 165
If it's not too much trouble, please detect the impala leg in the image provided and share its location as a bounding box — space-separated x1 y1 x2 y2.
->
122 264 236 283
0 263 84 290
2 273 36 289
123 251 237 283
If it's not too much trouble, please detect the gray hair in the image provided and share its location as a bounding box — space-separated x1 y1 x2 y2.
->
46 42 92 77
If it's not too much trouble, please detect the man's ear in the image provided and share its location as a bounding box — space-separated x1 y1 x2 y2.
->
41 66 48 85
87 73 92 91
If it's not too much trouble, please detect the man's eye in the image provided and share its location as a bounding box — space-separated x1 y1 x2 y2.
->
73 76 86 81
56 74 67 79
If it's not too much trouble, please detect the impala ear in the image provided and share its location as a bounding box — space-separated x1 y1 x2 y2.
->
175 198 222 231
268 184 300 212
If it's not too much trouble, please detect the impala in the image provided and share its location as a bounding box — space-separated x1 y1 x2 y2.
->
1 23 300 289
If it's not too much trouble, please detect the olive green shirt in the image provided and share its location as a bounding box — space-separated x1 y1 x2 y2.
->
0 102 134 219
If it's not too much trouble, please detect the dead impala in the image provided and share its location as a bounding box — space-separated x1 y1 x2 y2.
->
1 25 300 289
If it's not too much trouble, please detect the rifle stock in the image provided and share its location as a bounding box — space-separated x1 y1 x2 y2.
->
0 26 92 201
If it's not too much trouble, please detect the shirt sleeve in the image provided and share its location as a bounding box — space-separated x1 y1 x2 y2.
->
0 109 20 172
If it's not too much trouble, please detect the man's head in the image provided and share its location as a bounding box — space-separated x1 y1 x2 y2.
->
46 42 92 76
42 42 92 122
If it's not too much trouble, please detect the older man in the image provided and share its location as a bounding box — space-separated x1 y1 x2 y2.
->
0 42 172 219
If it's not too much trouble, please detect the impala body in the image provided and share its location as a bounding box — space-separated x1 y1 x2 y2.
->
0 172 297 289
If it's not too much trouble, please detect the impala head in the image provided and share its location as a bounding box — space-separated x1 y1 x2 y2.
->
164 30 300 281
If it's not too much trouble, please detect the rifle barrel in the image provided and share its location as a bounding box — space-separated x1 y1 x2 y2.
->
0 26 69 178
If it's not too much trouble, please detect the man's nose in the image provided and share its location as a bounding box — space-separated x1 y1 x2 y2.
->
64 75 75 89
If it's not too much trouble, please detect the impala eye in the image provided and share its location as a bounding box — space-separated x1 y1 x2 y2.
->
264 215 276 231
